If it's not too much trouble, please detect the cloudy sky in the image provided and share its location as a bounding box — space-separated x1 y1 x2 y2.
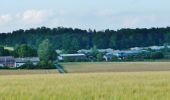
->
0 0 170 32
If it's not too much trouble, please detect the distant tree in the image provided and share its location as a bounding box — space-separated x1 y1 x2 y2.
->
1 27 170 53
109 34 117 49
15 44 37 57
19 61 35 69
112 56 119 61
36 60 55 69
150 52 164 59
70 38 80 53
0 46 4 56
38 39 57 61
124 55 134 61
91 45 99 58
0 46 11 56
96 52 104 61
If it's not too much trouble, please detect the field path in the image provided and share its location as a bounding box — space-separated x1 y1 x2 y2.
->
55 64 66 73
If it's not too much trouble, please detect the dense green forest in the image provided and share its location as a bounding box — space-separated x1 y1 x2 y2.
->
0 27 170 53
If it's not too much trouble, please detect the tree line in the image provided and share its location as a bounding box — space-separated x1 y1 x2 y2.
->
0 27 170 53
0 39 57 69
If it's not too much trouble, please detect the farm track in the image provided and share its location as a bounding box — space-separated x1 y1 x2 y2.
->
55 64 66 73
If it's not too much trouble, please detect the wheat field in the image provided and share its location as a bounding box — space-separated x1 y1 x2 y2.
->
0 72 170 100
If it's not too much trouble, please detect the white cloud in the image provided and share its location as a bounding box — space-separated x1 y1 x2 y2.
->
17 9 53 24
0 14 12 25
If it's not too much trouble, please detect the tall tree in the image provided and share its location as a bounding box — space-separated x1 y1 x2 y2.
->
38 39 57 61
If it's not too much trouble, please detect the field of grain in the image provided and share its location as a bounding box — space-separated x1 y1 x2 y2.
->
0 72 170 100
0 70 58 75
61 62 170 73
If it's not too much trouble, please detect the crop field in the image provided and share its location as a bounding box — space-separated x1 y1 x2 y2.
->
0 62 170 100
61 62 170 73
0 70 58 75
0 72 170 100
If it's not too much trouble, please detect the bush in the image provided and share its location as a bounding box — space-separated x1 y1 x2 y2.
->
123 55 134 61
62 56 88 62
96 53 104 62
0 66 10 69
150 52 164 59
112 56 119 61
36 60 56 69
19 61 35 69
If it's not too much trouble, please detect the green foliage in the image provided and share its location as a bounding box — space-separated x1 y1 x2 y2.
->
90 45 99 58
38 39 57 61
150 52 164 59
0 27 170 51
0 66 10 69
37 39 57 69
96 52 104 61
124 55 135 61
14 44 37 57
19 61 35 69
0 46 11 56
121 51 164 61
112 55 119 61
62 56 88 62
0 46 5 56
36 60 56 69
109 34 117 49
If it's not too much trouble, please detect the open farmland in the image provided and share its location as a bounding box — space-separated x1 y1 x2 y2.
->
0 70 58 75
0 72 170 100
61 62 170 73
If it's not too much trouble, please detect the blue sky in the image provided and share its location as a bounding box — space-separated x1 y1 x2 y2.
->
0 0 170 32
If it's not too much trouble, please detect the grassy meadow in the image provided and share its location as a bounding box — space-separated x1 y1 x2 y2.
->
0 72 170 100
61 62 170 73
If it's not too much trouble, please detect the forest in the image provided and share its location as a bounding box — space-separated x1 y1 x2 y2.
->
0 27 170 53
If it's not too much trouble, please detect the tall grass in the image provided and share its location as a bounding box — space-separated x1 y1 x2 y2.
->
0 72 170 100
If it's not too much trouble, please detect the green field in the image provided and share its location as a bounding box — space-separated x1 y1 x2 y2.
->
61 62 170 73
0 72 170 100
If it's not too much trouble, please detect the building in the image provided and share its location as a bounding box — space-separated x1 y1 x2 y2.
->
77 49 91 54
58 53 87 61
15 57 40 67
98 48 114 53
148 46 164 50
78 48 114 54
130 47 142 50
103 50 145 61
103 53 113 61
0 56 15 67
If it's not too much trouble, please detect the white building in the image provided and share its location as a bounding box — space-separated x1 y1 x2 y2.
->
15 57 40 67
58 53 86 61
148 46 164 50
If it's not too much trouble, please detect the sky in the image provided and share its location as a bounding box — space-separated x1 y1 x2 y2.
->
0 0 170 32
